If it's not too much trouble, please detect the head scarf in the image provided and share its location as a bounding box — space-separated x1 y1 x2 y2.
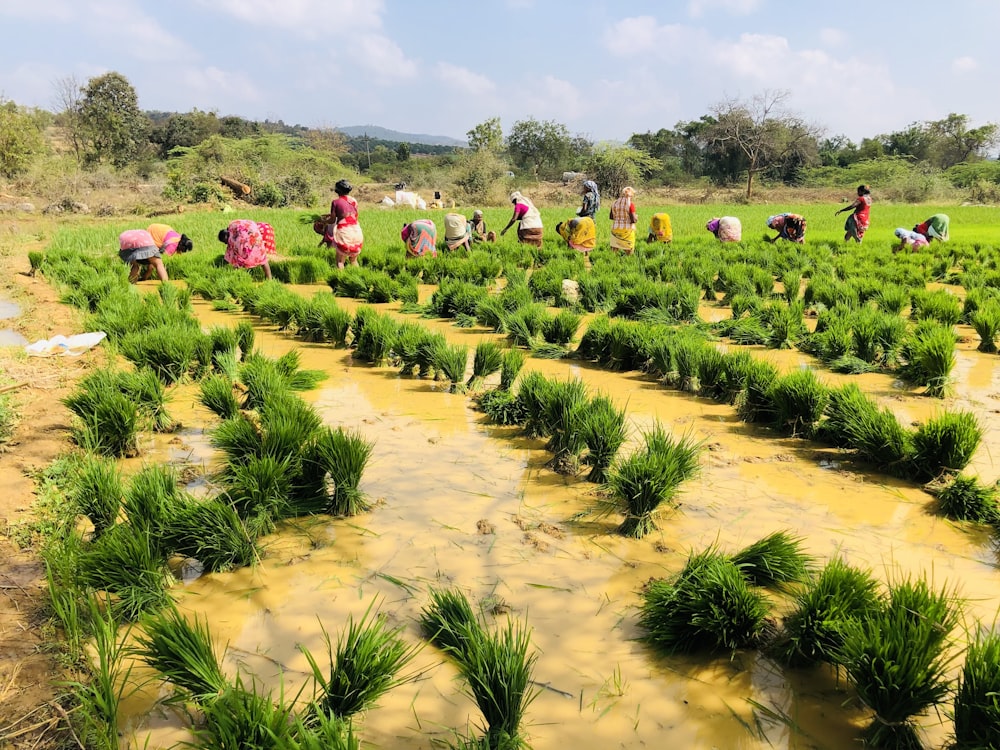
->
583 180 600 200
706 218 721 234
621 186 635 198
767 215 783 229
473 210 483 219
894 227 907 239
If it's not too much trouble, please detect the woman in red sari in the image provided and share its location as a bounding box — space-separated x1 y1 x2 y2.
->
326 179 364 268
835 185 872 243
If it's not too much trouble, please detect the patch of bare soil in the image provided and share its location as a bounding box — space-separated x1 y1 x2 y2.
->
0 220 92 749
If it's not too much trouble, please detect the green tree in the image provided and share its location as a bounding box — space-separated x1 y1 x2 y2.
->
78 72 148 167
506 117 573 177
150 109 221 157
396 142 411 161
466 117 503 152
927 113 999 169
586 146 661 197
0 100 45 177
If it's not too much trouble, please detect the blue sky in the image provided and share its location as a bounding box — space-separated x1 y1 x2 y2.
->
1 0 998 145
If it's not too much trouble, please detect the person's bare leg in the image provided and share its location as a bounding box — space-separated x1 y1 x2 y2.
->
149 257 169 282
262 260 272 280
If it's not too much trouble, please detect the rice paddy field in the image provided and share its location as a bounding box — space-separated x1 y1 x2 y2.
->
29 199 1000 749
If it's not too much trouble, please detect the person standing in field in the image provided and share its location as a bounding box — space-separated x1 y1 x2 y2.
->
577 180 600 220
609 186 638 255
913 213 950 243
118 229 169 283
326 179 364 268
766 213 807 243
501 191 544 247
705 216 742 242
218 220 273 280
835 184 872 243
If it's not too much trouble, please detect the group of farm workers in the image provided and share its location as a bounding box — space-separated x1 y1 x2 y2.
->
118 178 953 284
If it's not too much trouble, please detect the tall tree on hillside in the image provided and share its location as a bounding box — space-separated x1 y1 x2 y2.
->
506 117 574 178
78 72 148 167
0 100 45 178
708 90 820 198
467 117 503 152
927 113 999 168
52 74 85 161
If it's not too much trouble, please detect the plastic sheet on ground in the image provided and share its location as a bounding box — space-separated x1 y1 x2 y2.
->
25 331 107 356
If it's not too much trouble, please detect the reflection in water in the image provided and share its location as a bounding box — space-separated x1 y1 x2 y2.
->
122 297 1000 750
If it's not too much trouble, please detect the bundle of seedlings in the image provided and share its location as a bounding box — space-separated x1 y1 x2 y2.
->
969 301 1000 353
540 309 582 346
952 631 1000 750
928 474 1000 523
837 578 959 749
294 292 352 345
639 546 770 654
503 304 548 348
62 376 141 457
301 604 419 720
515 371 555 439
418 588 484 655
541 378 591 474
695 347 728 401
575 315 613 363
601 423 701 538
432 342 470 393
393 323 443 377
580 394 628 483
122 464 186 544
197 674 302 749
119 322 209 384
767 369 830 438
909 288 962 326
474 296 507 332
428 279 489 319
771 557 881 666
477 388 528 427
466 341 504 392
909 410 983 481
735 358 780 425
302 426 375 516
875 284 910 315
761 300 805 350
351 307 399 365
729 530 812 587
239 350 328 404
199 374 242 420
161 497 260 572
137 605 229 705
822 383 913 472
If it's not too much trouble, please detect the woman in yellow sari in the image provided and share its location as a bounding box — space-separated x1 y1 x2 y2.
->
609 186 637 255
556 217 596 255
647 213 672 243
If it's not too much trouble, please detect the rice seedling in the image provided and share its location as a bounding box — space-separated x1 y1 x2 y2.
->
640 547 770 654
467 341 504 391
418 588 484 655
498 348 525 392
772 557 881 666
353 309 398 366
576 315 612 362
197 674 299 750
302 604 419 719
277 710 359 750
730 530 812 587
970 301 1000 353
931 474 999 523
719 350 756 404
672 338 705 392
874 313 909 366
911 288 962 326
220 455 295 535
910 410 983 481
235 320 256 357
540 378 590 472
477 388 527 426
78 523 173 621
28 250 44 275
604 426 701 538
137 605 229 704
63 378 140 457
875 285 909 315
827 385 912 470
162 498 260 572
475 296 507 332
434 342 470 393
730 293 762 320
541 309 582 345
63 598 143 750
851 309 881 363
767 369 829 438
516 371 554 439
504 305 544 348
952 631 1000 749
581 395 628 484
695 346 727 399
304 426 374 516
765 301 804 350
453 616 539 749
119 323 204 384
735 358 779 425
67 453 123 538
42 534 86 657
275 349 329 390
780 269 801 303
199 374 241 420
122 464 182 540
838 578 959 749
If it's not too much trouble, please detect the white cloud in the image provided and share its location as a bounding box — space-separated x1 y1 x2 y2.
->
195 0 382 33
688 0 761 18
85 1 193 62
819 27 845 47
952 56 978 72
178 66 262 105
435 63 495 95
353 34 418 83
0 1 75 21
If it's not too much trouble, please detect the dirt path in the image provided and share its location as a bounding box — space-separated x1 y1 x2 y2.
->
0 219 91 749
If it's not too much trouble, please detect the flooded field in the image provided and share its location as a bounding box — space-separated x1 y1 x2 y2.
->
119 285 1000 750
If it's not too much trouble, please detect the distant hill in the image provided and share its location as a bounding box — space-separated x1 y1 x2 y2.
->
337 125 467 148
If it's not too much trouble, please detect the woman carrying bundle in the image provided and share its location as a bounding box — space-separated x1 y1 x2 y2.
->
835 184 872 243
218 220 273 279
501 191 544 247
610 186 638 255
326 179 364 268
402 219 438 258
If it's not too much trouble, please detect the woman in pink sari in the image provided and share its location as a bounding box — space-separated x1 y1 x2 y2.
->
218 220 273 279
326 179 364 268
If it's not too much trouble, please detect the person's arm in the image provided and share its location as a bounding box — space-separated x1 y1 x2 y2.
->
629 203 638 225
836 198 858 215
500 211 517 236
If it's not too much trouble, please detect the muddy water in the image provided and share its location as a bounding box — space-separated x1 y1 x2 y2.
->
0 297 27 346
122 291 1000 750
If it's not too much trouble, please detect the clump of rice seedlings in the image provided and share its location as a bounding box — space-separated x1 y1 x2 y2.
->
970 301 1000 353
434 342 470 393
953 631 1000 749
780 269 801 303
640 547 770 654
729 293 761 320
851 308 880 363
696 347 727 399
772 557 881 666
199 374 241 420
876 285 909 315
516 371 554 438
477 389 527 426
163 498 259 572
304 426 374 516
499 349 525 391
910 410 983 481
767 369 829 438
475 296 507 332
353 310 398 366
911 288 962 326
208 325 239 357
42 534 86 657
542 379 590 474
541 309 582 345
504 305 545 348
528 340 570 359
119 323 203 384
123 464 182 540
838 578 959 749
280 710 358 750
735 358 779 425
321 305 352 346
764 301 805 350
874 314 910 366
467 342 504 391
604 425 701 538
672 338 704 392
275 349 329 391
576 315 612 362
28 250 44 276
730 530 812 587
68 454 123 538
235 320 255 357
419 588 483 654
198 675 298 750
581 395 628 483
302 605 418 719
932 474 999 523
828 354 879 374
63 377 140 457
827 384 912 469
137 605 229 705
220 455 294 535
79 523 173 621
719 350 755 404
64 598 142 750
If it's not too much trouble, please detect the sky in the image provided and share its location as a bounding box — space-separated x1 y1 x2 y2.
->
1 0 999 145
